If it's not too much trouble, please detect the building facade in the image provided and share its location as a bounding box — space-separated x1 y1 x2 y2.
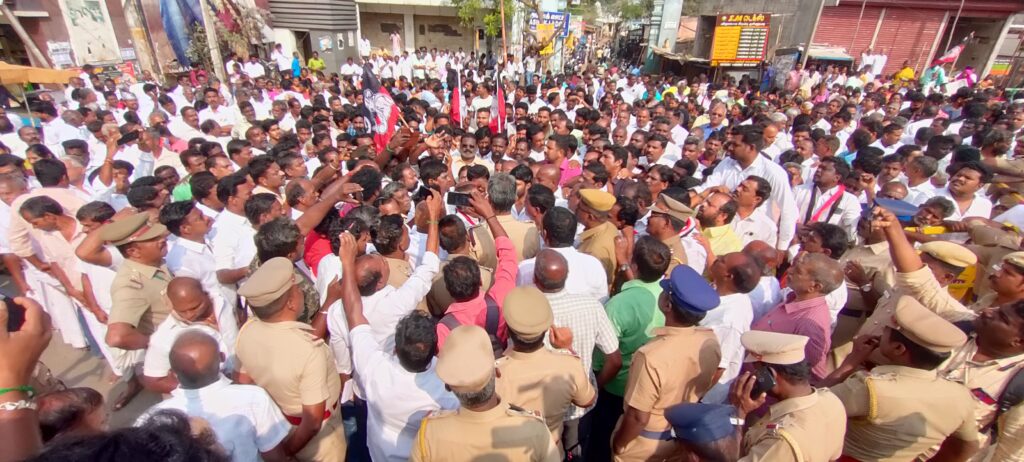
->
810 0 1024 77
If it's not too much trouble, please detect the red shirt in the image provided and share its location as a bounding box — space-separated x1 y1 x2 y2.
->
750 293 832 380
436 236 518 349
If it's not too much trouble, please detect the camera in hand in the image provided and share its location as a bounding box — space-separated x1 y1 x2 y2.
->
446 192 472 207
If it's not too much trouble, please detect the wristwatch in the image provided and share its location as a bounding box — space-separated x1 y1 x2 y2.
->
617 264 630 273
859 283 873 292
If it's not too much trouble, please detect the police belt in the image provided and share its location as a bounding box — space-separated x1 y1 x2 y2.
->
639 428 675 441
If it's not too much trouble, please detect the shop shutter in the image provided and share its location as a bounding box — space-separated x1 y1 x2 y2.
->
812 5 884 57
872 8 947 76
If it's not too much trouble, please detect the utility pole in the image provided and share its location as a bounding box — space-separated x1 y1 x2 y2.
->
199 0 226 82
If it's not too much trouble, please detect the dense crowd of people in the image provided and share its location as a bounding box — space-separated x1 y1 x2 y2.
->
0 40 1022 462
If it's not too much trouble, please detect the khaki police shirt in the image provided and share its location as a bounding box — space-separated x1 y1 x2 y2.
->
385 256 413 289
470 215 540 269
839 241 895 314
425 255 494 317
411 402 561 462
578 222 619 284
109 259 172 336
938 337 1024 460
661 236 688 277
495 348 596 440
830 365 979 461
235 318 341 416
623 326 721 432
741 388 847 462
856 266 976 340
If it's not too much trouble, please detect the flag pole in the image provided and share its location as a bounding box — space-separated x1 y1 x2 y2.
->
499 0 509 59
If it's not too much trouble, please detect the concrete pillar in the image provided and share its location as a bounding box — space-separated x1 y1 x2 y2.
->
404 13 416 52
983 17 1014 77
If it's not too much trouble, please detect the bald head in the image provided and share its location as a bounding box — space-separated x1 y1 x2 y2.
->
535 164 561 191
533 249 568 292
169 329 221 389
167 277 203 303
166 277 214 322
743 240 781 275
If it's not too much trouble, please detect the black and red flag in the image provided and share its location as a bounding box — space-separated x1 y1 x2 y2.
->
361 63 400 152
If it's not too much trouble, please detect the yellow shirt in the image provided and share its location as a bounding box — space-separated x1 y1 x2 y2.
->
307 57 325 72
701 224 743 257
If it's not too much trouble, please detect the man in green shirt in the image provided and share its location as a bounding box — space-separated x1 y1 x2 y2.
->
307 51 325 72
586 236 672 462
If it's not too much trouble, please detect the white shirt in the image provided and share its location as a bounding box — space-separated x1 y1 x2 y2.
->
730 208 778 247
211 211 257 275
327 252 440 368
139 377 290 462
142 297 239 378
904 180 937 206
517 246 609 303
169 118 204 141
994 204 1024 230
350 324 459 462
700 293 753 404
243 61 265 78
697 155 798 251
272 50 292 70
869 139 904 156
114 144 155 181
680 229 709 275
935 187 993 221
749 276 783 323
199 105 238 128
165 237 219 293
794 183 862 238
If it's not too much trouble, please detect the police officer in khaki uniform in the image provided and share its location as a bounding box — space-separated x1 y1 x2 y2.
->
105 212 173 351
968 251 1024 313
495 286 596 447
577 188 620 284
611 264 722 461
835 214 895 348
644 194 692 276
729 331 846 461
412 325 560 462
938 298 1024 460
664 402 743 461
469 173 540 267
235 257 346 461
851 208 977 359
827 296 979 461
964 225 1021 303
426 215 494 316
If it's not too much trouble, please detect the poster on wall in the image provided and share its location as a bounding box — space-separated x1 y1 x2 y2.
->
137 0 202 73
47 41 75 68
57 0 121 64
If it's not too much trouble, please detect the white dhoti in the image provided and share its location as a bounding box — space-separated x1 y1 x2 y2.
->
26 267 86 349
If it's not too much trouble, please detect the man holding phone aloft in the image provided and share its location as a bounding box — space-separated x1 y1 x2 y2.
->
728 330 847 461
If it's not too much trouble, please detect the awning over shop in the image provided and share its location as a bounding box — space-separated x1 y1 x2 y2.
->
651 46 709 64
0 62 76 85
806 45 854 62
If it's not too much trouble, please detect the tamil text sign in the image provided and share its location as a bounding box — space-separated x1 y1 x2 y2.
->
710 13 770 67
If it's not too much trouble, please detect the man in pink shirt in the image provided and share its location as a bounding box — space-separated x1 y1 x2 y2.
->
437 190 518 350
750 252 844 380
546 133 581 187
